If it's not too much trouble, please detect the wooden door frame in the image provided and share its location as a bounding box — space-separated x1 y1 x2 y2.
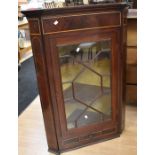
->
43 28 122 150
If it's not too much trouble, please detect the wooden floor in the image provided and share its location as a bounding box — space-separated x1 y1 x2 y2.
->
18 96 137 155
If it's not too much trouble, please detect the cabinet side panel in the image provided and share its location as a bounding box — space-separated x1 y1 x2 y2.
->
119 7 128 132
28 18 58 151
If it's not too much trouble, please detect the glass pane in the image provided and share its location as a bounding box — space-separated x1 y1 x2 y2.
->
58 39 112 129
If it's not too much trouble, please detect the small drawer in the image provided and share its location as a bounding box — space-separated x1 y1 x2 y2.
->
127 19 137 46
42 11 121 34
126 65 137 84
126 85 137 104
127 47 137 65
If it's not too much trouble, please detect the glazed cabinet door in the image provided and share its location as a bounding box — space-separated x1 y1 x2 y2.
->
44 28 121 151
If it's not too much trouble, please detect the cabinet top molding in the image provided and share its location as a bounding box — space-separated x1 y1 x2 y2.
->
22 2 128 18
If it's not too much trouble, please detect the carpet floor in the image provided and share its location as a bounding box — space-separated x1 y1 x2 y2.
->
18 57 38 115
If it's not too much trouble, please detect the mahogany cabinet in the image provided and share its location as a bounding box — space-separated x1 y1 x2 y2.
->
22 2 128 154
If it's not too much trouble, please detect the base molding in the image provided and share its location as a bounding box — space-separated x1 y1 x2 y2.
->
48 133 120 155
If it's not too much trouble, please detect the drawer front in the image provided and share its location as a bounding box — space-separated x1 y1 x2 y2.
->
126 65 137 84
126 85 137 104
42 11 121 34
127 47 137 65
127 19 137 46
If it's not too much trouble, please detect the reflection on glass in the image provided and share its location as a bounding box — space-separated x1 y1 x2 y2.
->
58 39 112 129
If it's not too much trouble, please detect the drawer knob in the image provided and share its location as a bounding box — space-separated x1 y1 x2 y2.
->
53 20 59 25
